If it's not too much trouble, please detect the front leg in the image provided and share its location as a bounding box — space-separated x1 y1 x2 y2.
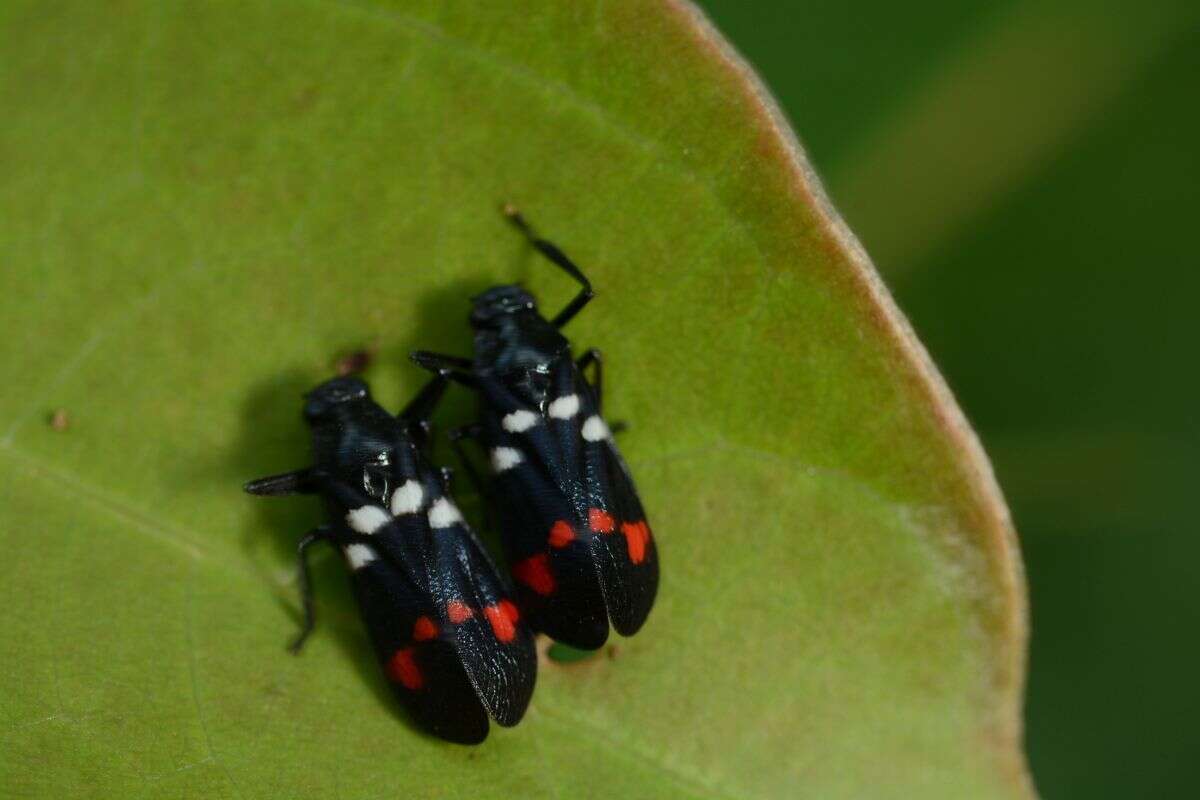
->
410 350 477 388
244 468 317 497
397 372 450 449
504 206 594 329
398 372 449 425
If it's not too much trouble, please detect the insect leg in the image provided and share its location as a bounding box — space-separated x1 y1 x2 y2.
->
504 206 594 328
438 466 455 495
244 468 317 496
448 423 496 529
576 347 603 412
397 372 450 448
399 372 449 422
290 526 334 654
576 347 628 434
448 424 487 496
410 351 477 387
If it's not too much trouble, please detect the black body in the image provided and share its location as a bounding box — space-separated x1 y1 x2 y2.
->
412 211 659 649
245 376 536 744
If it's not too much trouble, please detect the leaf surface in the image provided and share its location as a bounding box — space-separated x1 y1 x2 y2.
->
0 2 1029 797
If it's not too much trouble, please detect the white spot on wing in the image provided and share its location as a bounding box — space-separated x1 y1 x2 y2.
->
343 543 377 570
501 409 539 433
428 497 464 528
547 394 580 420
490 446 524 473
581 415 611 442
390 479 424 515
345 505 389 535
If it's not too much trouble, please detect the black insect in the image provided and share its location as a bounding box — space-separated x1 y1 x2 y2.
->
245 375 536 744
412 209 659 650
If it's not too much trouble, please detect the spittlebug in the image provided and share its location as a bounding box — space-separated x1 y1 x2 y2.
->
412 209 659 650
245 375 536 744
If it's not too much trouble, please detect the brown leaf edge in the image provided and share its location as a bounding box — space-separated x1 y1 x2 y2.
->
663 1 1036 796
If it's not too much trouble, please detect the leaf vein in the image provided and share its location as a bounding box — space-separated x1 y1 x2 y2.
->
533 702 743 800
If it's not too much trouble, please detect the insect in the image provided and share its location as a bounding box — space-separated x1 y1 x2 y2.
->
412 209 659 650
244 375 536 744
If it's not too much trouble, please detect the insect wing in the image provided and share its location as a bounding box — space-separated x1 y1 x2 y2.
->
555 359 658 636
492 463 611 648
329 480 490 744
480 360 660 649
424 499 537 726
582 428 659 636
479 380 609 648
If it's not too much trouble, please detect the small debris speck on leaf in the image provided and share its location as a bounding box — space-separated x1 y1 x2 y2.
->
333 344 379 376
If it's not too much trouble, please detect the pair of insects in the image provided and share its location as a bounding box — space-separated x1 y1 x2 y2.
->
246 212 659 743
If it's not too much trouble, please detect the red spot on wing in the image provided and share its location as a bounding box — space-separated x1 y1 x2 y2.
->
620 521 651 565
512 554 556 596
483 604 516 643
446 600 474 624
498 598 520 624
412 616 438 642
386 647 423 690
548 520 575 548
588 508 614 533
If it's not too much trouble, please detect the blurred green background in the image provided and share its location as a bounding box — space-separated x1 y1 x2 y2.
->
697 0 1199 796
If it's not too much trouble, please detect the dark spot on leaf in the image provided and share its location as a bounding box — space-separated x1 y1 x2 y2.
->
291 85 319 114
333 344 379 376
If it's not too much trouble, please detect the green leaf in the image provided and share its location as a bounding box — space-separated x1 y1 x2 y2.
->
0 1 1030 797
